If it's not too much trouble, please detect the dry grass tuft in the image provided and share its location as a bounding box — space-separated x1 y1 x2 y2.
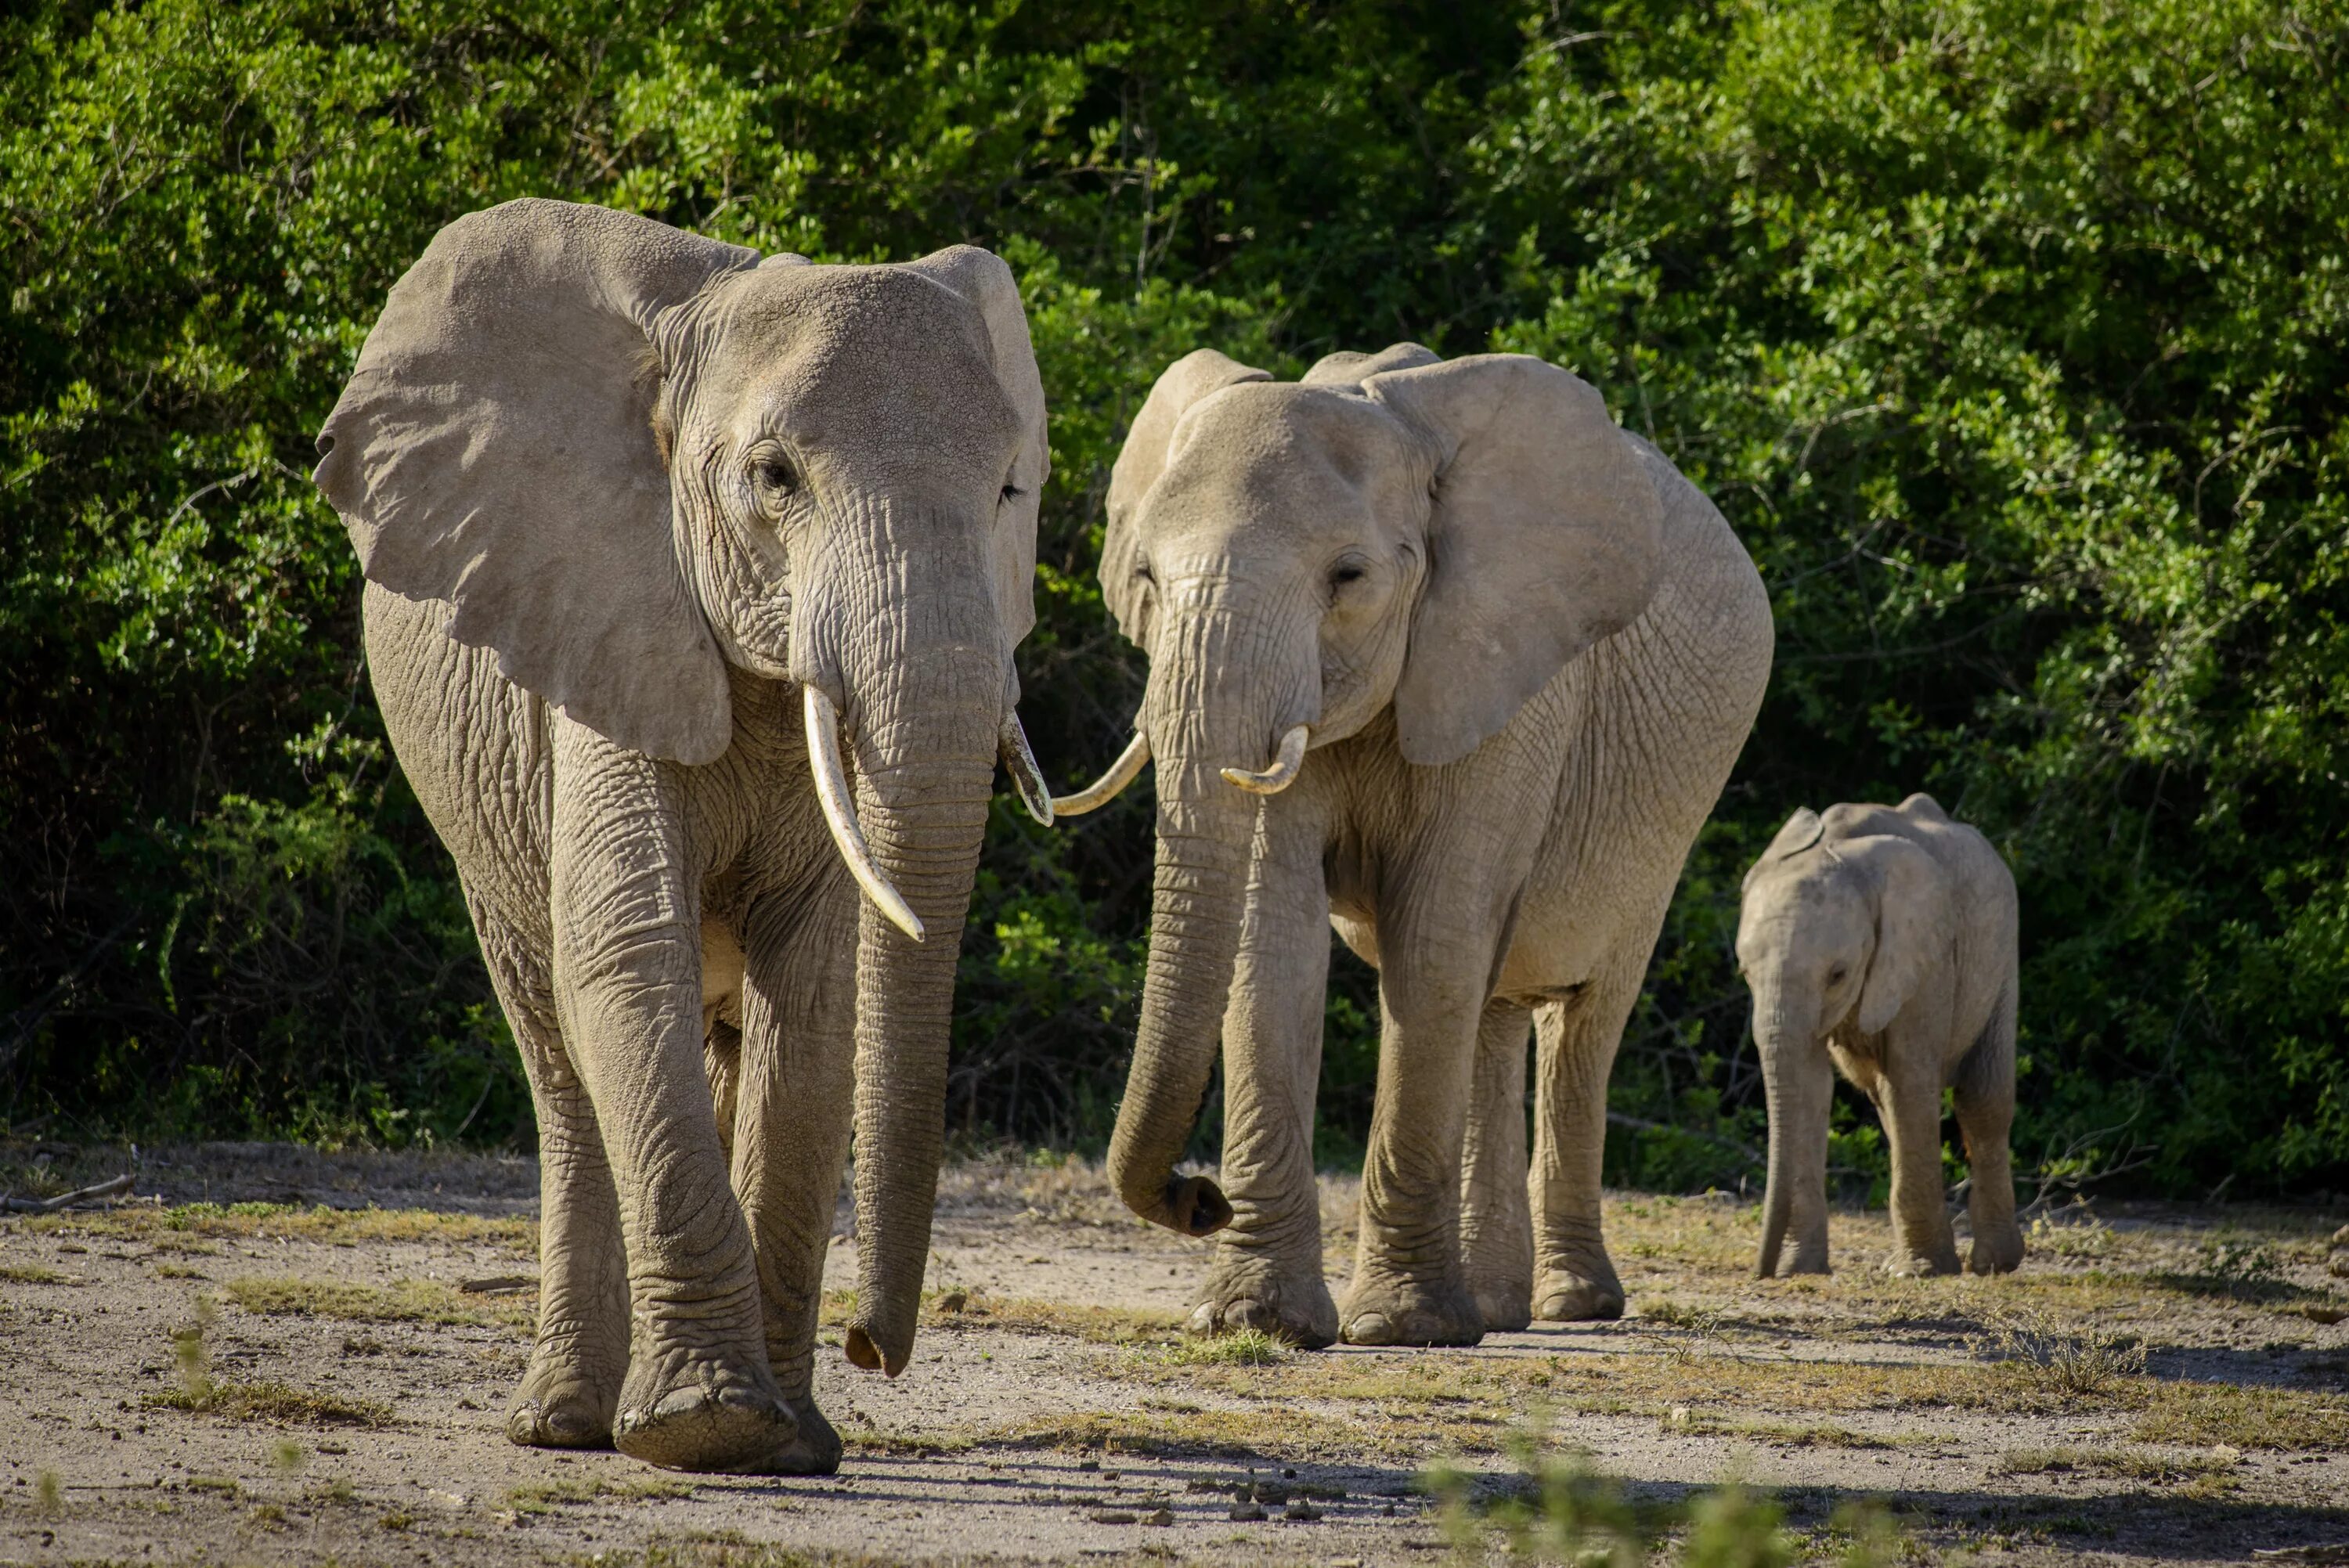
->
223 1274 534 1331
146 1378 392 1427
1976 1307 2149 1399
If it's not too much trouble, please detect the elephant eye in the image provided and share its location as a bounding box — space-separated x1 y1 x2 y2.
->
752 452 796 497
1000 482 1024 503
1829 965 1849 986
1133 561 1155 585
1329 557 1369 594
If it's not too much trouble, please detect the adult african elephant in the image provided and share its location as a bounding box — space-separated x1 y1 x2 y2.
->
1055 344 1772 1347
313 200 1052 1472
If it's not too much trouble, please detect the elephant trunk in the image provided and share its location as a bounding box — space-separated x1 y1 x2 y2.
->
818 515 1002 1378
1755 982 1833 1278
1105 588 1304 1235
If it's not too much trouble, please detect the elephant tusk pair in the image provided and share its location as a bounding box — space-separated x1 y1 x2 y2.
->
803 685 927 943
1221 724 1310 795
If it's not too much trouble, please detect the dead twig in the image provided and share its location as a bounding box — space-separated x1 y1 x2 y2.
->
1 1173 135 1213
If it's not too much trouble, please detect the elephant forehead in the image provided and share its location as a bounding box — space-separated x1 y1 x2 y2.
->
698 265 1017 458
1152 384 1417 539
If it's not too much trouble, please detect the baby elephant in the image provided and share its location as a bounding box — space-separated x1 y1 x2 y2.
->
1735 795 2025 1278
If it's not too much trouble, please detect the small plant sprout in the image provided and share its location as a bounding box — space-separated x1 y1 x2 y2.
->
270 1438 308 1475
34 1470 63 1512
170 1293 218 1400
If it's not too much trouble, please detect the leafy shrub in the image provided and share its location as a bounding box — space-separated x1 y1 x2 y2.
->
2 0 2343 1195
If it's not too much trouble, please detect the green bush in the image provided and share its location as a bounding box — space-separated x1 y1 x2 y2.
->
2 0 2342 1193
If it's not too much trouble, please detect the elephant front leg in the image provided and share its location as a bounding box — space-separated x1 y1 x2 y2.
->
1193 817 1337 1347
1878 1054 1963 1277
551 727 793 1472
731 883 858 1472
1340 925 1492 1348
1460 1000 1534 1332
471 900 629 1450
1528 961 1640 1322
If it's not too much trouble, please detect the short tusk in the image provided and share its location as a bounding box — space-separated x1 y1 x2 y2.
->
1221 724 1309 795
803 685 926 942
998 711 1055 827
1051 730 1151 817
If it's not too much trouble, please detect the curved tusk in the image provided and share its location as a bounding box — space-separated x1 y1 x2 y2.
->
803 685 926 943
1051 730 1151 817
1221 724 1309 795
998 712 1055 827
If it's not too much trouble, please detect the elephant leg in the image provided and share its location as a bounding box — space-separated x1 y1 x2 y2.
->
731 881 858 1473
1460 1000 1534 1333
550 725 792 1473
1955 992 2024 1274
1880 1051 1962 1277
1193 815 1336 1348
1528 957 1641 1322
468 894 629 1450
1339 918 1493 1348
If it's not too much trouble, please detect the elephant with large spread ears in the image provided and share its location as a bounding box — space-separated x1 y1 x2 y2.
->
314 199 1052 1472
1055 343 1773 1346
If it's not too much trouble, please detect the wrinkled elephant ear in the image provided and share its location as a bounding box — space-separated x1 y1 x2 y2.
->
1745 807 1827 892
1855 836 1953 1035
1099 348 1271 645
314 198 759 765
1301 341 1441 387
1366 354 1665 767
901 246 1048 663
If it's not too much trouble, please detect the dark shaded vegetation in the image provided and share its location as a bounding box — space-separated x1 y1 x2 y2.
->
3 0 2344 1195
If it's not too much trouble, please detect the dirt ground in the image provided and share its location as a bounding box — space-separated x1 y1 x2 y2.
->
2 1140 2347 1566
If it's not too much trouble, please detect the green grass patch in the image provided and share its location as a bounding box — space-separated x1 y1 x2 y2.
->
223 1274 533 1331
146 1379 392 1428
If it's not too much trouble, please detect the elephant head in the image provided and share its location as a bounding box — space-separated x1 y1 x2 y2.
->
312 199 1048 1374
1736 807 1951 1276
1058 344 1666 1234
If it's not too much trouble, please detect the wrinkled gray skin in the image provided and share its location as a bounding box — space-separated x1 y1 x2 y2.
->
314 200 1046 1472
1736 795 2024 1279
1086 344 1773 1346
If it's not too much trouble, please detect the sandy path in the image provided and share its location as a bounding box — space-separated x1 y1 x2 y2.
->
2 1142 2346 1564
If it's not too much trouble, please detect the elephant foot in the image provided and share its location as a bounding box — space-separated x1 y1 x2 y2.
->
1532 1268 1624 1323
1883 1249 1962 1279
1469 1278 1532 1334
1185 1269 1338 1350
1967 1224 2026 1275
612 1353 795 1474
507 1346 620 1450
1338 1278 1484 1347
506 1388 613 1451
752 1397 842 1476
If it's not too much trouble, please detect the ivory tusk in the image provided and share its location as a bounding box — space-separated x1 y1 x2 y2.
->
1051 730 1151 817
998 712 1055 827
1221 724 1309 795
803 686 926 942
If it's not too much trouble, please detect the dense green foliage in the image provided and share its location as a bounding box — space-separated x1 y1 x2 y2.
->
4 0 2343 1194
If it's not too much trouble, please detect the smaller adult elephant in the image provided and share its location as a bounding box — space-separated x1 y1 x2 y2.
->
1056 343 1773 1346
316 200 1051 1472
1736 795 2025 1279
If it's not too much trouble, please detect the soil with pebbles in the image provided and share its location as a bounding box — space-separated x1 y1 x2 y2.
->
2 1140 2347 1565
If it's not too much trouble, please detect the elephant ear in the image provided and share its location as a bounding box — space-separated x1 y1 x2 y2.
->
1366 354 1665 767
901 245 1048 660
315 198 758 765
1099 349 1270 644
1744 806 1826 892
1300 341 1440 387
1856 836 1953 1036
